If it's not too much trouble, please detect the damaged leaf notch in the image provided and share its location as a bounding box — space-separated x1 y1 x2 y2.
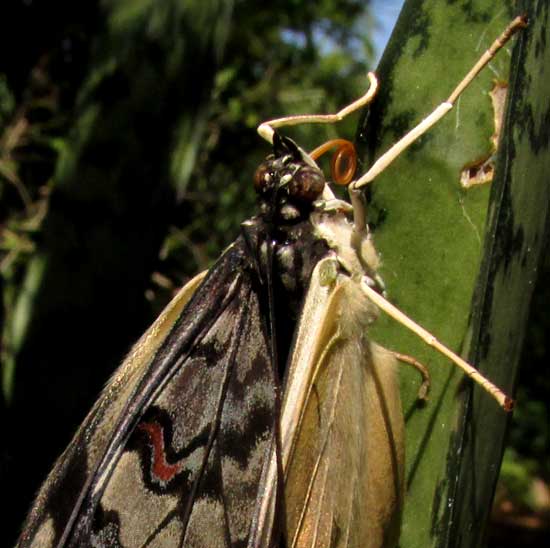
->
460 81 508 188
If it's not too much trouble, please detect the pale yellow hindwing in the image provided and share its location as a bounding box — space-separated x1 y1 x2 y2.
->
282 257 404 548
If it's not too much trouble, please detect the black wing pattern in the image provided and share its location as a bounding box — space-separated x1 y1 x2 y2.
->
18 238 279 548
18 133 329 548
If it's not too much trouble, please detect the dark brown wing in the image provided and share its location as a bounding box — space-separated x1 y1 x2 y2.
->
18 238 280 548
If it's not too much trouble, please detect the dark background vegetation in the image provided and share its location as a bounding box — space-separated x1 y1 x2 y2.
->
0 0 546 546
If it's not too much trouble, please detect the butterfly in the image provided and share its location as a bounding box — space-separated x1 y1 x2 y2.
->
17 131 377 547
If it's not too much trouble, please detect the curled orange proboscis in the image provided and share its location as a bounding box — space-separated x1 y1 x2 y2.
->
309 139 357 186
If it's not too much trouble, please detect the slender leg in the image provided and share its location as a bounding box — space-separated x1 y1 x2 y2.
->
351 15 527 190
390 351 431 400
360 279 513 411
257 72 378 144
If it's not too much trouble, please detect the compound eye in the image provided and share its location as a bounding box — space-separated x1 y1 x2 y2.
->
253 162 271 192
288 166 325 202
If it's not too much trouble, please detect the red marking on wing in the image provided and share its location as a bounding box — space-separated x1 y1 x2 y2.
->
138 422 182 482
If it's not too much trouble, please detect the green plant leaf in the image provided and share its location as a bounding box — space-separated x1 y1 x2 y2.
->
358 1 547 546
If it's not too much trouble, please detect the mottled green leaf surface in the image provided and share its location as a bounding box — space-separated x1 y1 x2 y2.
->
358 1 546 547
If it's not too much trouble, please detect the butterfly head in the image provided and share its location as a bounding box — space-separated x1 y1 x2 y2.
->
254 132 325 222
